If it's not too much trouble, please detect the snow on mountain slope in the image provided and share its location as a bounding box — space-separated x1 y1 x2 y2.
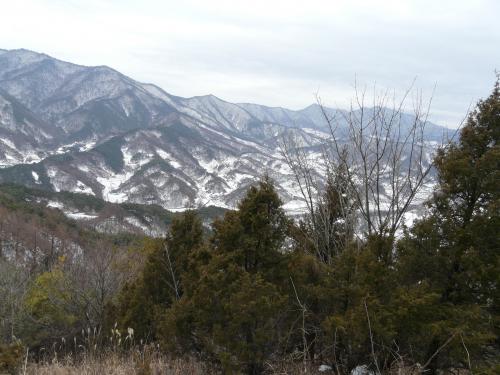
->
0 48 448 215
0 117 308 209
0 90 58 167
0 49 178 147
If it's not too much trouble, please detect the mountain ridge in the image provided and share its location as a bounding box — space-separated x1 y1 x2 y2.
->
0 48 449 215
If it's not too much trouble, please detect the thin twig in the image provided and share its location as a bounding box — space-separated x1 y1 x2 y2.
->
290 277 308 374
460 333 472 373
421 332 458 371
364 298 381 375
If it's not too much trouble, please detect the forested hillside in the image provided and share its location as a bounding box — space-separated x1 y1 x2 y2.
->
0 78 498 374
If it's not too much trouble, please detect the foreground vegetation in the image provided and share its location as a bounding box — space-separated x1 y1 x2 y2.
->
1 80 499 374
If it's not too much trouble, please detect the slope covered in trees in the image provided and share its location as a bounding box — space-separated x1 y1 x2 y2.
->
0 79 498 374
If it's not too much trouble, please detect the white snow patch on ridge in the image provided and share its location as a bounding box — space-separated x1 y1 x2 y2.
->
302 127 330 139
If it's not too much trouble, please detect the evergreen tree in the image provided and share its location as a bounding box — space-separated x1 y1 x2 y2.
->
287 165 358 364
115 238 166 339
211 175 289 278
395 77 500 373
163 177 290 374
116 211 204 340
289 164 398 370
320 236 399 372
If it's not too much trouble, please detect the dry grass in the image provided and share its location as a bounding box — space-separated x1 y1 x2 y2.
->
23 355 434 375
24 352 338 375
25 360 325 375
20 342 438 375
25 359 430 375
24 357 442 375
25 351 207 375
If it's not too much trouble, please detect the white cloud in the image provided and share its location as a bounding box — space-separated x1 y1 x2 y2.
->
1 0 499 127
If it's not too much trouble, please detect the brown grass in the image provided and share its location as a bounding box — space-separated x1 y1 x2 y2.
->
24 353 337 375
25 359 431 375
22 345 432 375
25 351 207 375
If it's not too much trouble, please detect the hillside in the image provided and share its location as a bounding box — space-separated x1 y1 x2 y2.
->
0 183 226 239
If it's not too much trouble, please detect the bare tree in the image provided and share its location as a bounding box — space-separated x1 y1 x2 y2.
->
76 242 128 327
282 80 453 244
319 81 440 237
0 259 31 342
280 128 357 264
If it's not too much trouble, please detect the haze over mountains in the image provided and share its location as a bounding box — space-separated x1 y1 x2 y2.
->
0 48 450 214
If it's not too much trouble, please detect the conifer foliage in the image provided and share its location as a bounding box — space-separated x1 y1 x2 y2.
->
162 177 291 374
116 211 204 340
396 77 500 373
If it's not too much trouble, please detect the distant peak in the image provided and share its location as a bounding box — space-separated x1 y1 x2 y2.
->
301 103 321 111
203 94 219 100
189 93 226 103
0 48 92 71
7 48 46 56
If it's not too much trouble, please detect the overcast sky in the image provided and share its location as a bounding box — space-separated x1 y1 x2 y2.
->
1 0 499 127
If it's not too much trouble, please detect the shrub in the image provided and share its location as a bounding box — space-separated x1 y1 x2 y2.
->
0 343 24 375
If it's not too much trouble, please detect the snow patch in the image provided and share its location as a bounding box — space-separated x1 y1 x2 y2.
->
23 153 43 164
73 180 94 195
302 127 330 139
156 149 181 168
0 138 16 149
124 216 151 233
31 171 41 183
66 212 98 220
97 173 131 203
282 199 308 215
47 200 97 220
47 200 64 209
198 158 220 174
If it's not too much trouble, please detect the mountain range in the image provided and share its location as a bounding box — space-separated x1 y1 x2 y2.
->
0 48 450 219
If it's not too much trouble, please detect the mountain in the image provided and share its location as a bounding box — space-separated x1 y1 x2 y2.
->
0 48 450 215
0 49 178 145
